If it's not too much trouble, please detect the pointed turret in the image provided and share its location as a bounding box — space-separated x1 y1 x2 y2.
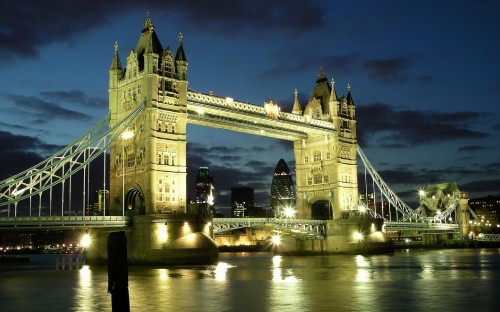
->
109 41 123 126
329 78 339 118
292 89 302 115
308 68 332 117
175 32 188 80
110 41 123 72
135 13 163 72
109 41 123 92
346 83 356 119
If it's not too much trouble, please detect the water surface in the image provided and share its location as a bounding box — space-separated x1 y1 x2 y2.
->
1 249 499 311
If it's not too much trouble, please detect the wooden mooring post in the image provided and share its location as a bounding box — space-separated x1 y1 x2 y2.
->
107 231 130 312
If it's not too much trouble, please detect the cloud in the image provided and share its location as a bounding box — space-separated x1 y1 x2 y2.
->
40 90 107 108
1 92 93 123
0 131 63 180
356 103 488 147
0 0 326 62
461 179 500 197
457 145 490 153
260 52 362 80
362 58 413 83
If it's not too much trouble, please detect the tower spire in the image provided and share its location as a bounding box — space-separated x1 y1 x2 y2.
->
110 41 122 71
292 88 302 115
329 78 339 117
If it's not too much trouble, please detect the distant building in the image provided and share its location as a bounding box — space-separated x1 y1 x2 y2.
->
231 187 266 217
88 190 110 216
191 167 215 215
270 159 296 217
469 195 500 225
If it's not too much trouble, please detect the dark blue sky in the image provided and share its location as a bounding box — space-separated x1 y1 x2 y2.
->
0 0 499 211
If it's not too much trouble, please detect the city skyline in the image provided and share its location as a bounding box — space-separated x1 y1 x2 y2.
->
1 1 499 211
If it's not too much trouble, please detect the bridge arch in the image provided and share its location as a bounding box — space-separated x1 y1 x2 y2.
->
125 188 145 215
310 199 333 220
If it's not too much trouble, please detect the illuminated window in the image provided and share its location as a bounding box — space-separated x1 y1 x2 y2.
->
314 173 322 184
307 177 313 185
304 156 309 163
326 152 331 160
313 150 321 162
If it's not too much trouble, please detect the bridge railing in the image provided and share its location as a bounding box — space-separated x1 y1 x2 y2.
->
0 216 131 228
212 217 326 237
187 91 334 129
476 233 500 241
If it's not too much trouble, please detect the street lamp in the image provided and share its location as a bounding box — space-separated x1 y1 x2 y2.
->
121 130 134 216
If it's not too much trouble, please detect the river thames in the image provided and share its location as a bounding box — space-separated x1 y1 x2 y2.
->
1 248 499 311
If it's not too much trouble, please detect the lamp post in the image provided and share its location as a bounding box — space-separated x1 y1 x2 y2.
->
121 130 134 216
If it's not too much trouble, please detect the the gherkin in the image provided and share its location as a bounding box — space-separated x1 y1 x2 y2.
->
270 159 296 217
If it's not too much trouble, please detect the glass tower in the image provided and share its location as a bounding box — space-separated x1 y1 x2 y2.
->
270 159 296 217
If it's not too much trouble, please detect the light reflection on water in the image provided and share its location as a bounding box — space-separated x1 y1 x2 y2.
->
1 249 500 311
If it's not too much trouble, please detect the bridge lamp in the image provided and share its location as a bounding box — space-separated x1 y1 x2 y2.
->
418 189 426 197
80 233 91 249
283 207 296 218
358 204 367 213
354 232 363 241
271 234 281 245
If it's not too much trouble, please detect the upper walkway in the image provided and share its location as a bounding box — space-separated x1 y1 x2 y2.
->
186 91 335 141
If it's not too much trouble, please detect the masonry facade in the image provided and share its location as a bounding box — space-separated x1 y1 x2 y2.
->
108 16 188 216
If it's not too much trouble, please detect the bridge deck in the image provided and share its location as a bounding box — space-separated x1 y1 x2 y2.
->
0 216 131 229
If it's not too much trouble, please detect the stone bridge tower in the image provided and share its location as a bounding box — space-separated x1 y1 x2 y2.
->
108 15 188 216
293 70 358 220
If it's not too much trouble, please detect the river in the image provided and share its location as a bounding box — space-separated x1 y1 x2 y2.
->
1 248 499 311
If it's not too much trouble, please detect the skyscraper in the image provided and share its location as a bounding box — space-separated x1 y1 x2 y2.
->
270 159 296 217
231 187 254 217
195 167 215 215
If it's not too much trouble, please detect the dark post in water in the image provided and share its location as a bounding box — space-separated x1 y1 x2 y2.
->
107 231 130 312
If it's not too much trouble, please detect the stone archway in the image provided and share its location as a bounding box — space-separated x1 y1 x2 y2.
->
125 188 145 215
311 200 333 220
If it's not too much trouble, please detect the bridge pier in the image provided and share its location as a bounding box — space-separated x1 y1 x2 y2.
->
267 216 393 255
86 214 218 265
421 232 454 246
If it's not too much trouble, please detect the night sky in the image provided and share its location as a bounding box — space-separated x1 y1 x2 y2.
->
1 1 499 214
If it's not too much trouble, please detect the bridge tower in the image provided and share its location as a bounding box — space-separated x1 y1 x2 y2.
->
108 15 188 216
293 70 358 220
101 14 217 265
459 190 471 238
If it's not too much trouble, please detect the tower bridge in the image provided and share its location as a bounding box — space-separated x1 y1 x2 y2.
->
0 14 473 264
